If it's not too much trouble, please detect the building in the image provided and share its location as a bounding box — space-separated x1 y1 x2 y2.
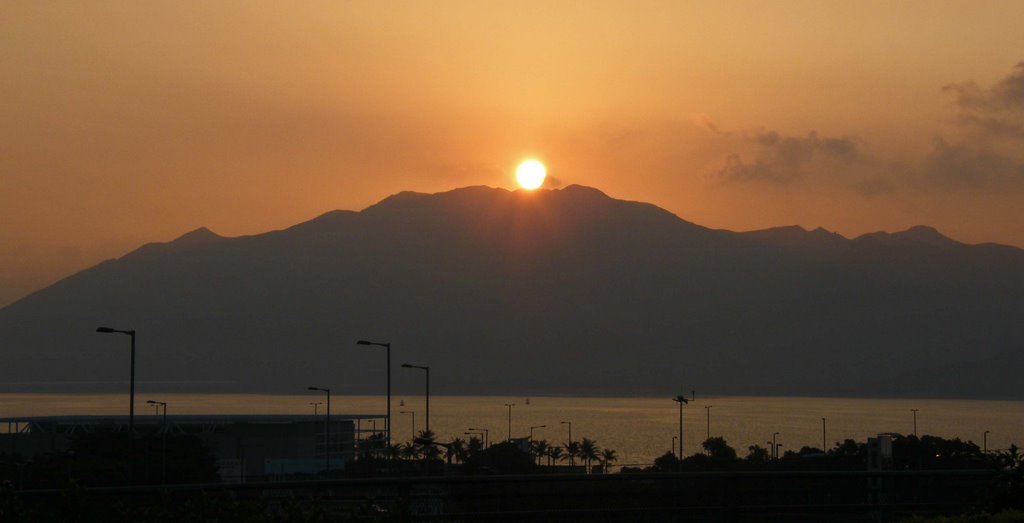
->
0 414 385 481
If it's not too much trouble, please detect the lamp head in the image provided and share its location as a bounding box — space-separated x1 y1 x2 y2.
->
356 340 372 345
673 395 689 404
96 327 115 333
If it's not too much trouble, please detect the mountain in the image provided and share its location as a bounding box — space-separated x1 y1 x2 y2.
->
1 185 1022 398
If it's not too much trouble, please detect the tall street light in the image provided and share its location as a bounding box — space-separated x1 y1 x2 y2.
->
984 430 990 454
911 409 919 437
96 327 136 432
530 425 546 442
673 395 688 470
357 340 392 451
822 417 827 452
400 410 416 439
147 400 167 483
560 420 572 466
401 363 429 434
504 403 516 441
772 432 780 460
309 402 322 416
704 405 712 442
309 386 331 472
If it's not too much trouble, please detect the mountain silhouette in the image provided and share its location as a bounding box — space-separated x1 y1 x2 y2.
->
1 185 1021 398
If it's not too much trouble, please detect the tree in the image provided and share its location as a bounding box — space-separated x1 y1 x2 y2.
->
601 448 618 473
400 442 420 460
703 437 738 461
651 452 681 472
746 444 770 466
466 437 483 458
548 447 564 466
417 430 441 460
565 441 581 468
449 438 468 464
531 439 550 466
579 438 600 474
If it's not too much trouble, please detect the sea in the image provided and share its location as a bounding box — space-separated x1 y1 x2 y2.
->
1 394 1020 469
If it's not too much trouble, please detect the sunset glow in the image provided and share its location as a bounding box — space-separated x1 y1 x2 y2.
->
515 160 547 190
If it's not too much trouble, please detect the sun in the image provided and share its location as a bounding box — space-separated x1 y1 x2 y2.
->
515 159 547 190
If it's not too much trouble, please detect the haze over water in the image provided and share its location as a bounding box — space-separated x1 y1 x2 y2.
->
3 394 1020 468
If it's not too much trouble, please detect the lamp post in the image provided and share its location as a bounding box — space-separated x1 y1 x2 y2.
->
530 425 546 442
146 400 167 483
822 417 827 452
911 409 919 437
400 410 416 439
401 363 429 434
309 386 331 472
96 327 136 432
504 403 516 441
672 436 678 457
309 402 322 416
560 420 572 466
357 340 391 452
704 405 712 442
772 432 780 460
673 395 688 470
468 427 489 448
984 430 990 454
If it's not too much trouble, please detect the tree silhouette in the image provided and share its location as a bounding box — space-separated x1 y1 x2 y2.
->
531 439 550 466
601 448 618 473
449 438 468 464
745 444 770 466
565 441 581 468
702 437 738 461
579 438 599 474
548 446 565 466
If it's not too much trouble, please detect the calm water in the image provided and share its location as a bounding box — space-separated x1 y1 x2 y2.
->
2 394 1021 468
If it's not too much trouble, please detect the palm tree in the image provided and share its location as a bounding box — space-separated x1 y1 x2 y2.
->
417 429 441 460
449 438 468 464
466 436 483 458
400 442 420 460
548 446 565 466
565 441 581 468
601 448 618 473
531 439 550 465
579 437 599 474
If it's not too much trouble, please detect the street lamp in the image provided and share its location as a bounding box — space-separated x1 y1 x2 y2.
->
560 420 573 466
911 409 919 437
309 386 331 472
822 417 827 452
504 403 516 441
309 402 322 416
704 405 712 442
772 432 780 460
984 430 990 454
357 340 392 451
673 395 688 470
96 327 136 432
468 427 489 448
672 436 678 457
146 400 167 483
401 363 429 433
400 410 416 439
529 425 546 442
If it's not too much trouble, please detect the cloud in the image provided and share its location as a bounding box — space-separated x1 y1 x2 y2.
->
921 137 1024 189
944 62 1024 140
715 130 864 185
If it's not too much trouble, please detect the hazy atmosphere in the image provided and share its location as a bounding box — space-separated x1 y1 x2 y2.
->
4 1 1024 307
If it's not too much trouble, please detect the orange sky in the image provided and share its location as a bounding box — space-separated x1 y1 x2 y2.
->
3 1 1024 306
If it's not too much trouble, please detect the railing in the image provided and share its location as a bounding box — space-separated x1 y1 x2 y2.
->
15 469 1000 522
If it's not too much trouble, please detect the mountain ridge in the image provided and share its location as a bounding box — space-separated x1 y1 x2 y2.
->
2 185 1021 399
